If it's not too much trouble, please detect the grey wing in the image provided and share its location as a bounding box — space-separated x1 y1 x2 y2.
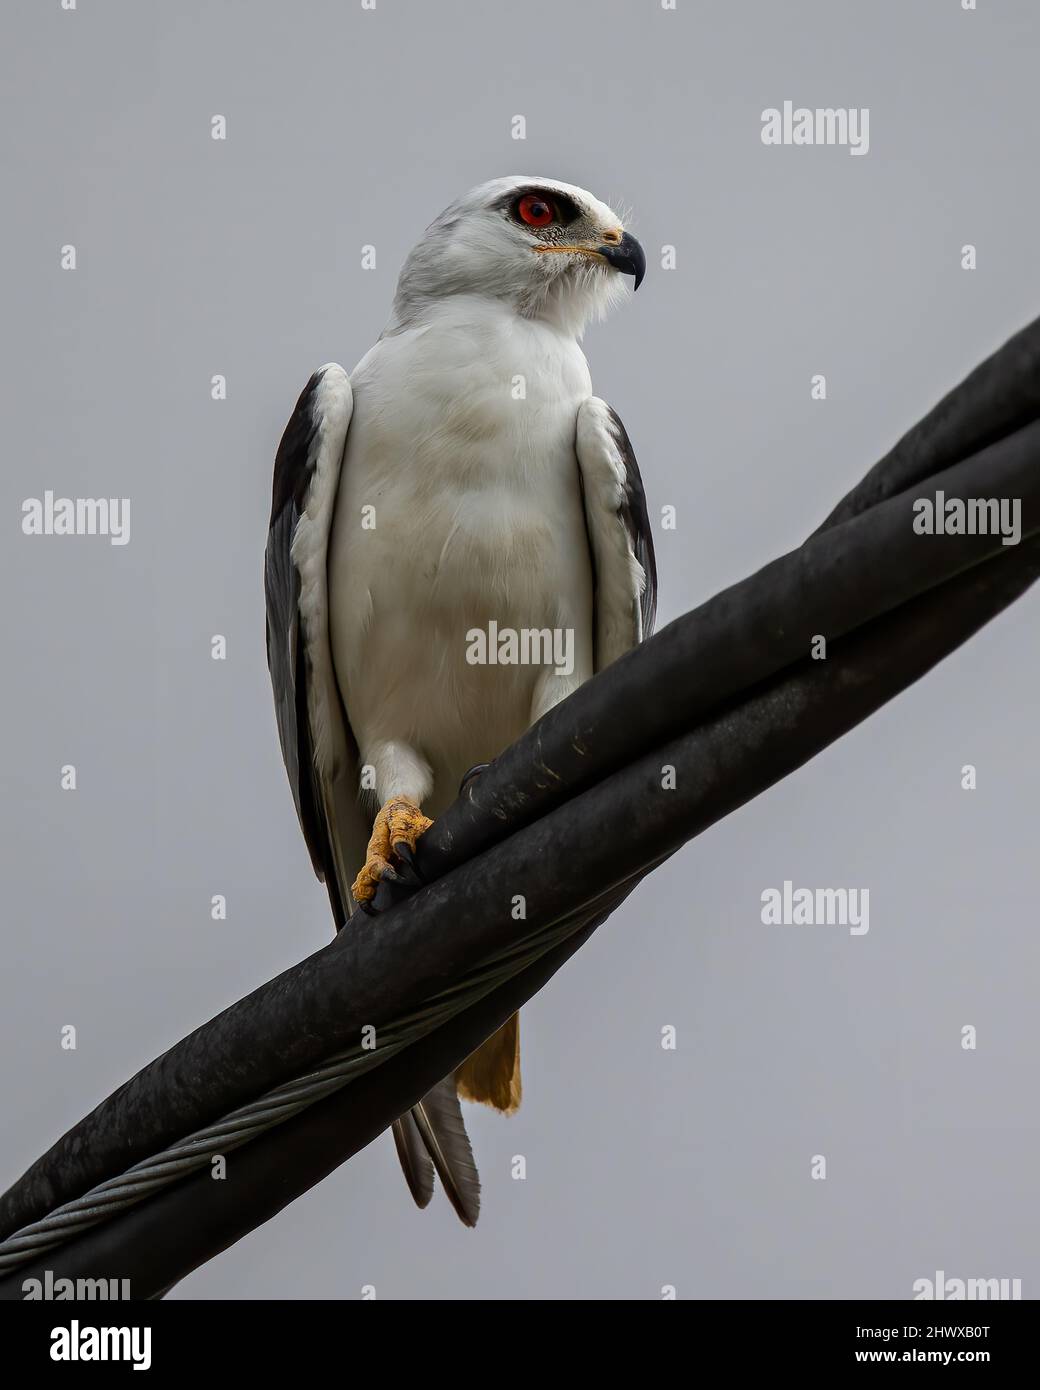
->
391 1113 435 1210
392 1079 481 1226
575 397 658 671
410 1079 480 1227
264 364 368 929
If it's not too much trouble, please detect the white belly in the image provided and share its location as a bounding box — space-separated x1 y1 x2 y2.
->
328 303 595 811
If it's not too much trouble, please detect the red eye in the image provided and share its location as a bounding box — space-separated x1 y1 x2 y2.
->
518 194 555 227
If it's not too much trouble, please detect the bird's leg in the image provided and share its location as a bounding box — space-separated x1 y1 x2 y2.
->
350 741 434 908
351 796 433 905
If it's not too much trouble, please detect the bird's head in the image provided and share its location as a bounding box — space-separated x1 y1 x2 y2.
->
390 176 645 338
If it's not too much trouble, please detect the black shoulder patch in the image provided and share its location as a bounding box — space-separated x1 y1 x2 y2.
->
608 406 658 638
264 366 353 930
270 370 325 522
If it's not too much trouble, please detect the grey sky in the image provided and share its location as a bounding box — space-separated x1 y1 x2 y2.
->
1 0 1038 1299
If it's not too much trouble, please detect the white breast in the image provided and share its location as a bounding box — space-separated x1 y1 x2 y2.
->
328 298 596 811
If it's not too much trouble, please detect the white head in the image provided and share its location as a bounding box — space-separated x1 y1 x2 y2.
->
388 176 645 339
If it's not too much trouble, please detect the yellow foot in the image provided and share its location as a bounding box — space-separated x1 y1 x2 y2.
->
351 796 433 905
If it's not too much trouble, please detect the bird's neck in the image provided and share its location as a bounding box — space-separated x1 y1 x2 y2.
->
387 289 595 345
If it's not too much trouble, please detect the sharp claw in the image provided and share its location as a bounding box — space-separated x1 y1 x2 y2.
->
392 840 426 886
459 762 490 794
353 796 432 913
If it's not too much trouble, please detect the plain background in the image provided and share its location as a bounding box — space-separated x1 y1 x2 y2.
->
2 0 1038 1299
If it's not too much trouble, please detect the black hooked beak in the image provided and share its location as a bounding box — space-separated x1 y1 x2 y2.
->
597 231 646 290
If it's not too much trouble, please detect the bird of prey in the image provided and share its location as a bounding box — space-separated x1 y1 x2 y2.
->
264 176 657 1226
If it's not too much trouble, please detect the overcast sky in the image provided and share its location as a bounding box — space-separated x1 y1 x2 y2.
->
2 0 1038 1299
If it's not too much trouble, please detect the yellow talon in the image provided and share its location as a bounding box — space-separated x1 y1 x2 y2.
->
351 796 433 904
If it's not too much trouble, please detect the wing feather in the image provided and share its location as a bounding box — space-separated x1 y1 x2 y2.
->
411 1081 481 1227
264 365 367 928
575 397 658 669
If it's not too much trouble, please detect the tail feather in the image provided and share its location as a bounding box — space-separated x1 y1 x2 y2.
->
391 1113 434 1210
455 1012 522 1114
410 1079 481 1227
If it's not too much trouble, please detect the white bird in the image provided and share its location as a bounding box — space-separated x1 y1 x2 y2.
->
265 176 656 1225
